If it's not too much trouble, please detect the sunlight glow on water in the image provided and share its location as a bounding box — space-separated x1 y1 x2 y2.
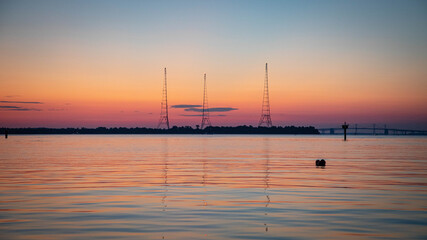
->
0 135 426 239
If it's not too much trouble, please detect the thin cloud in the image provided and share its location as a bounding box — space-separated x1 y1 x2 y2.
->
184 107 238 112
0 106 20 109
171 104 202 108
0 100 43 104
208 107 238 112
181 114 203 117
0 106 41 111
181 114 227 117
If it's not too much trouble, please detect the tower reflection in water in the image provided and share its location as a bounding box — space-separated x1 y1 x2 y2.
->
263 138 270 233
161 138 168 239
202 155 207 207
201 139 209 239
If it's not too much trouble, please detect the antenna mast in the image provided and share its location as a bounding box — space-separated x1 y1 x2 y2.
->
157 68 170 129
201 73 212 129
258 63 273 127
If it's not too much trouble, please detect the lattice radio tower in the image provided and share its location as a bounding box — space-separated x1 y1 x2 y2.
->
258 63 273 127
201 73 212 129
157 68 170 129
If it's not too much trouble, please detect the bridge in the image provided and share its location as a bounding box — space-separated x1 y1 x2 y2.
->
318 125 427 135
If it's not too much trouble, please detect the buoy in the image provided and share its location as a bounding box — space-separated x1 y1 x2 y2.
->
316 159 326 166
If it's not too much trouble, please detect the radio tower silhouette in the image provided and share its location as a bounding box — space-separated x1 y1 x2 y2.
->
258 63 273 127
157 68 170 129
201 73 212 129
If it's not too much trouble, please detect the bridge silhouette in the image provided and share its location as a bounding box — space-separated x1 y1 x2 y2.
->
318 125 427 135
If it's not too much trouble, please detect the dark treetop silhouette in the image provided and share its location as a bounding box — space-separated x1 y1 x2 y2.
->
1 126 319 135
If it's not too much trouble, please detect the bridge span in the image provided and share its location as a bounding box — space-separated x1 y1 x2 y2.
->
318 127 427 135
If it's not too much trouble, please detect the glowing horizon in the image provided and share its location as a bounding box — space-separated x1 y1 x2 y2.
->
1 0 426 129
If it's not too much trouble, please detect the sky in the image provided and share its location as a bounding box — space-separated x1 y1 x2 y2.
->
0 0 426 129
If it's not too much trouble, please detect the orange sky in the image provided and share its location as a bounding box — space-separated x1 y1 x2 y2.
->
0 1 426 129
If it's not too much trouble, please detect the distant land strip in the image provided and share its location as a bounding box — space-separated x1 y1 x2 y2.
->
0 126 319 134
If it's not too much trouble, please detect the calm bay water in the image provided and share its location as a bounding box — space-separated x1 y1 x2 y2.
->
0 135 426 239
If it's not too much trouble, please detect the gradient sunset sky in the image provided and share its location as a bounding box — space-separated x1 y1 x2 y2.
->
0 0 426 129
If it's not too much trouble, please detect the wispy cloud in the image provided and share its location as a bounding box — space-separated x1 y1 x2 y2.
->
172 103 238 114
181 114 203 117
0 106 41 111
171 104 202 108
184 107 238 112
181 114 227 117
0 106 20 109
0 100 43 104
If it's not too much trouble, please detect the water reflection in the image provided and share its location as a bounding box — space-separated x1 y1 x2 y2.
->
0 135 426 239
201 139 208 239
263 138 270 233
202 157 207 207
161 137 168 239
202 137 208 207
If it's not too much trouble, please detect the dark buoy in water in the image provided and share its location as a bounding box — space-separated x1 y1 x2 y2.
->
316 159 326 166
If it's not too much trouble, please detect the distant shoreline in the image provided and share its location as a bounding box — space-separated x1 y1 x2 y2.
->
1 126 319 135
